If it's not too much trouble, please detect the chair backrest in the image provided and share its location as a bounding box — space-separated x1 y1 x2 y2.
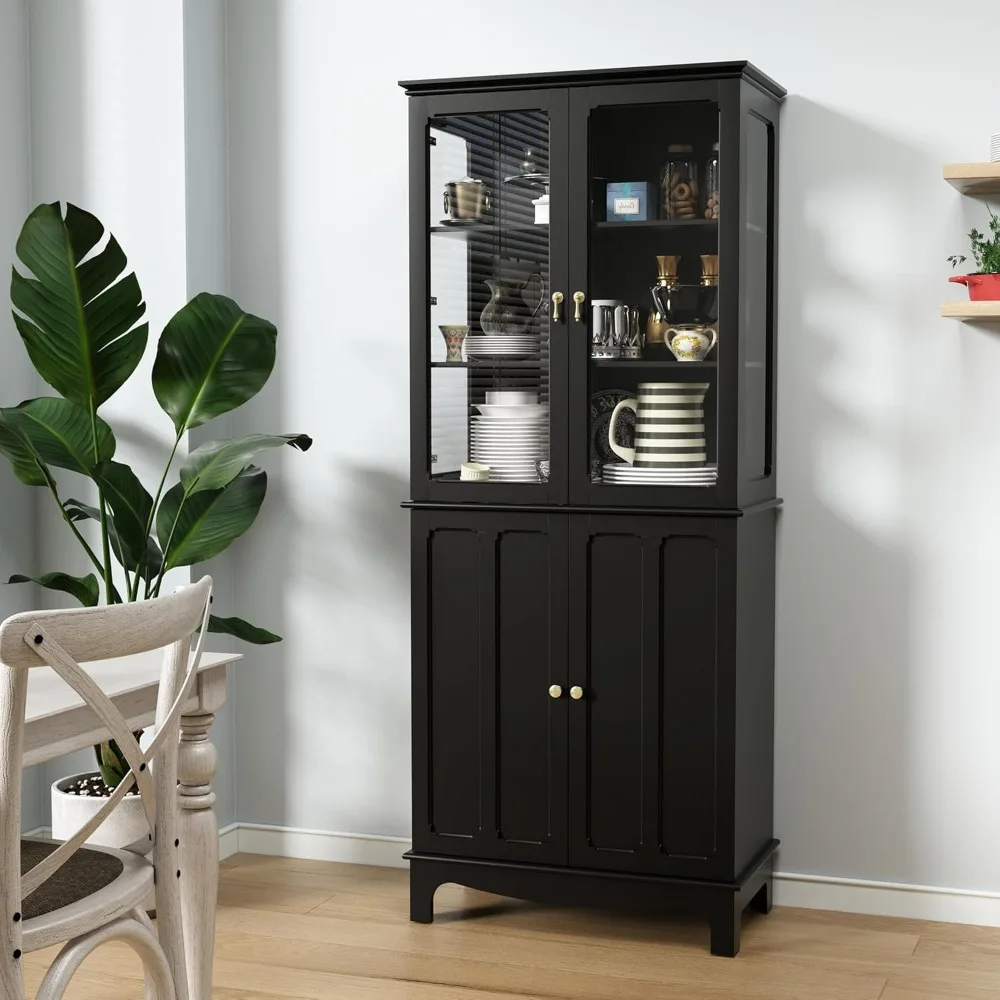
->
0 576 212 992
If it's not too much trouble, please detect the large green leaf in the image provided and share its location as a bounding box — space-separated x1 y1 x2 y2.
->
0 413 50 486
64 496 163 581
7 571 100 607
93 461 154 569
152 293 277 434
0 398 114 480
10 202 148 409
156 467 267 570
204 614 282 644
180 433 312 495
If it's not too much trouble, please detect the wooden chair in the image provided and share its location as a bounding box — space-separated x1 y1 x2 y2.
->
0 576 214 1000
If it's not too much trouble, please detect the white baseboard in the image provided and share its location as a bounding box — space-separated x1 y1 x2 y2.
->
230 822 410 868
773 870 1000 927
218 822 240 861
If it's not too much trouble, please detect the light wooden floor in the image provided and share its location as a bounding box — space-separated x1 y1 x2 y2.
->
21 853 1000 998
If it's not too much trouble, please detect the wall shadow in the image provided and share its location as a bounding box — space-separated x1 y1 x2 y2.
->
774 97 942 886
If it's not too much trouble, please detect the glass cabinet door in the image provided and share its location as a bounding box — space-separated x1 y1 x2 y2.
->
568 86 732 507
416 92 567 501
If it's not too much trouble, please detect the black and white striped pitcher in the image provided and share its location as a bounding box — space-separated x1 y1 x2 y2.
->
608 382 709 467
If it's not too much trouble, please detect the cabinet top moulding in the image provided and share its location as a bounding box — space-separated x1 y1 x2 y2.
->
399 60 786 100
943 163 1000 196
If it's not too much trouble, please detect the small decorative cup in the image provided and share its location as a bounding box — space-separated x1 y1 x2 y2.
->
439 325 469 362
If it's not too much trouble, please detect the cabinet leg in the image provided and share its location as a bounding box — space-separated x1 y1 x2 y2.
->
710 901 741 957
751 876 773 915
409 864 437 924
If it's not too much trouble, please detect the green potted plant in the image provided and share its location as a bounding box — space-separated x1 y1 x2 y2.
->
2 201 311 839
948 208 1000 300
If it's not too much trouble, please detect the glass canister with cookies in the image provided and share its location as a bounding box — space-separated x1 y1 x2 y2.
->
659 144 698 220
704 142 721 220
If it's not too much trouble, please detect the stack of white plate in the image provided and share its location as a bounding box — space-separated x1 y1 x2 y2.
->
471 401 548 481
992 133 1000 163
466 335 541 360
602 463 718 486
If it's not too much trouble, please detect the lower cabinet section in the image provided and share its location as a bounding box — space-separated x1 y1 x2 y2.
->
567 515 734 880
410 506 777 955
411 511 568 866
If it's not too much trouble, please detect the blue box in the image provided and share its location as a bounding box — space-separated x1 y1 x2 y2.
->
606 181 650 221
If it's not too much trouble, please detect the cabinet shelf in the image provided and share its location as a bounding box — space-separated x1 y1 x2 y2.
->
431 359 544 368
591 358 717 369
594 219 717 232
941 301 1000 321
431 223 547 241
943 163 1000 196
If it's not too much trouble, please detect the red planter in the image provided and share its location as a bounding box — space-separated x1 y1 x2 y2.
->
949 273 1000 300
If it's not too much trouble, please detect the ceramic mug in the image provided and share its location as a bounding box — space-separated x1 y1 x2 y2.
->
439 324 469 362
665 325 717 361
444 179 490 221
608 381 709 468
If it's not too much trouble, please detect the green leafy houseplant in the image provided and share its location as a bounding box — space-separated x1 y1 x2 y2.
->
948 208 1000 273
3 202 311 651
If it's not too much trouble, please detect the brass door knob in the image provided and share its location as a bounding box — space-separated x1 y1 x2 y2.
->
569 685 584 700
552 291 564 323
548 684 563 699
572 291 586 322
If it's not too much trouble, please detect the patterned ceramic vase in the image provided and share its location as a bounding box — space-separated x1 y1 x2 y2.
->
439 325 469 362
608 381 709 468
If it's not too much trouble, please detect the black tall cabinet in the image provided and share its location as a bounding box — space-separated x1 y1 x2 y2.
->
402 62 784 957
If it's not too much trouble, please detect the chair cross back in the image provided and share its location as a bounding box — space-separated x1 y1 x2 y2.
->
2 579 213 901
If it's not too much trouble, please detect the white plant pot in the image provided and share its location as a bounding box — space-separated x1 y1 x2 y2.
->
51 772 150 849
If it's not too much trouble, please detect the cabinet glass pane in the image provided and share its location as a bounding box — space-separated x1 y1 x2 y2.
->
429 111 550 485
586 102 720 490
743 113 774 480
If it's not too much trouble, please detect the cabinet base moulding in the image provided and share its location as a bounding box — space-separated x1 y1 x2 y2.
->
406 842 778 958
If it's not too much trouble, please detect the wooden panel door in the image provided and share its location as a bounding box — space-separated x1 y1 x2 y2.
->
411 509 568 865
567 513 736 879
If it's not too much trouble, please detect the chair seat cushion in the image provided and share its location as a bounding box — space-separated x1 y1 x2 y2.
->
21 839 125 920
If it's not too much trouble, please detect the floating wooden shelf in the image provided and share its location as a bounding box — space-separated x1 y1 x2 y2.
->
941 300 1000 321
943 163 1000 196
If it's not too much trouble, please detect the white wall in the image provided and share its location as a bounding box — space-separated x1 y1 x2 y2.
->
224 0 1000 895
0 0 44 831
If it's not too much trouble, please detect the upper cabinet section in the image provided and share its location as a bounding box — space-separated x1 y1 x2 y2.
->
404 65 783 509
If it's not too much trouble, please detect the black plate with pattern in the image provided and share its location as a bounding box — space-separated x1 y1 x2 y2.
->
590 389 635 481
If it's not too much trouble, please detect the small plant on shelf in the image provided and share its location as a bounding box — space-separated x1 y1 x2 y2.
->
948 208 1000 301
948 208 1000 273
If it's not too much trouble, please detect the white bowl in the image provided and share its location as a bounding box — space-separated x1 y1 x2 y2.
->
460 462 490 482
485 390 537 405
474 403 548 419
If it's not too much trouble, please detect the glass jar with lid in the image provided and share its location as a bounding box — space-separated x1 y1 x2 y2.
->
704 142 720 219
660 144 699 220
